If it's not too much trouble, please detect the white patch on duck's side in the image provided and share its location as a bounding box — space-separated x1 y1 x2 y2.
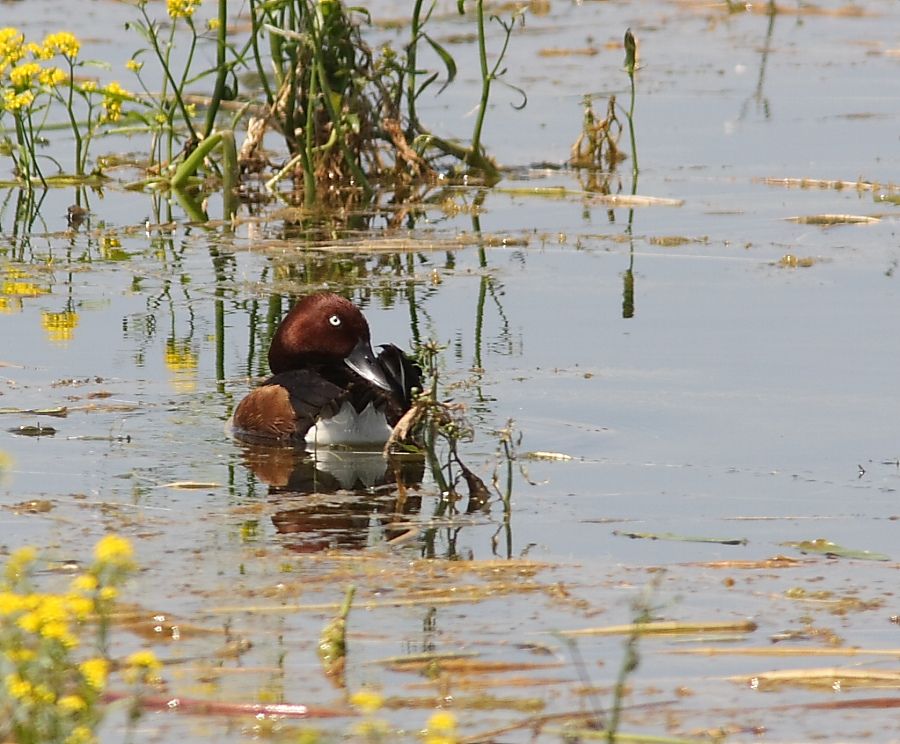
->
305 401 392 446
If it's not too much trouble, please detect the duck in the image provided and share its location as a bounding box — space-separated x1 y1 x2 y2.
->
232 293 422 447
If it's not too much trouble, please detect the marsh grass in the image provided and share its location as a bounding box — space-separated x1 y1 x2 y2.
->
1 0 526 216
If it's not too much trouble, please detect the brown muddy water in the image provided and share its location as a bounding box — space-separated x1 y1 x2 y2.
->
2 1 900 741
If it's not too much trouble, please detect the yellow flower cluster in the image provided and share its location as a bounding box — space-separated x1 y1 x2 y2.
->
4 673 55 704
94 534 135 566
0 27 25 74
40 66 67 87
350 688 384 714
167 0 202 20
41 31 80 59
123 649 162 685
424 711 458 744
0 536 153 743
9 61 40 88
2 87 33 112
100 80 131 123
78 658 109 691
65 725 96 744
1 27 80 119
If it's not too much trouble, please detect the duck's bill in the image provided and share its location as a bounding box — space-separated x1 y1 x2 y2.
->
345 338 393 391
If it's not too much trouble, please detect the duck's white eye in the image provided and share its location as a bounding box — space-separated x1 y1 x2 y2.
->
328 314 342 327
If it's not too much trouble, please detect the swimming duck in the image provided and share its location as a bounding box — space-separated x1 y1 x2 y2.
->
232 293 421 446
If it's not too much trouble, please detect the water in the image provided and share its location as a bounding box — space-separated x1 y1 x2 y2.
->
2 0 900 741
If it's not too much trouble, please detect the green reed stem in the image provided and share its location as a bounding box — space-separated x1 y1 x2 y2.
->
406 0 425 139
203 0 230 138
624 28 639 181
249 0 274 105
469 0 490 163
63 59 82 178
302 39 318 207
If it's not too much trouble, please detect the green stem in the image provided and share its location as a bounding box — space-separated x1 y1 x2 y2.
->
470 0 490 162
248 0 274 104
170 130 223 188
406 0 424 139
203 0 230 138
627 70 638 181
302 43 318 207
142 5 199 144
64 59 83 177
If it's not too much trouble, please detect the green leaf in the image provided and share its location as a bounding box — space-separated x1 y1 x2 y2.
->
423 33 457 94
783 539 890 562
613 530 748 546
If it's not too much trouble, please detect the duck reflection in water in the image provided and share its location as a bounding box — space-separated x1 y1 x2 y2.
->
240 444 424 552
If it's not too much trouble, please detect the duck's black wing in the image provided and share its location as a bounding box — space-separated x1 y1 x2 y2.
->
232 369 346 443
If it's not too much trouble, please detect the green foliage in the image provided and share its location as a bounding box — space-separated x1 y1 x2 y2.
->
1 0 527 206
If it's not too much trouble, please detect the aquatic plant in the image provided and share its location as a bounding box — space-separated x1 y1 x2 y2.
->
570 29 640 186
0 536 160 744
0 0 527 211
0 27 137 183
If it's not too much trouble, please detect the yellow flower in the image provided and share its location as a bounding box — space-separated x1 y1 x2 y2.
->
41 619 78 647
5 545 37 583
0 590 26 615
58 694 87 713
41 310 79 344
38 66 66 87
32 682 55 704
101 81 131 123
94 534 134 565
126 59 143 73
42 31 80 59
27 41 53 61
207 18 220 31
127 649 161 670
65 593 93 621
6 648 35 663
65 725 95 744
424 710 458 744
167 0 201 20
2 88 34 112
71 574 98 593
350 688 384 714
80 80 97 93
98 586 117 602
79 658 109 691
10 61 41 89
5 673 32 700
2 674 54 705
17 610 41 633
0 27 25 70
124 649 162 684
